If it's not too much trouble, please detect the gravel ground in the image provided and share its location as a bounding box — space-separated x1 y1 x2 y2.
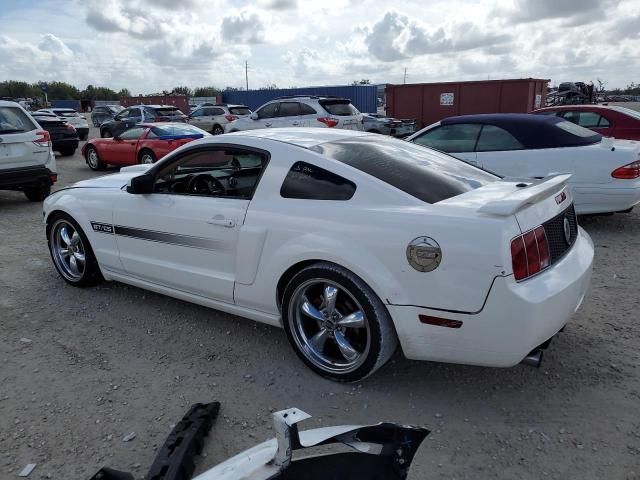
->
1 126 639 479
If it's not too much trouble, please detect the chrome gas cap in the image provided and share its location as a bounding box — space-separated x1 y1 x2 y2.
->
406 237 442 272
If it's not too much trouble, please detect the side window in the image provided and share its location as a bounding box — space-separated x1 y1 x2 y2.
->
115 109 130 120
119 127 145 140
299 103 318 115
257 103 279 119
412 124 482 153
191 109 203 117
210 108 225 116
598 115 611 127
280 161 356 200
153 148 268 199
278 102 300 117
476 125 524 152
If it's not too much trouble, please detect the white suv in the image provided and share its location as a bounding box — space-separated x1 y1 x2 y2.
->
0 101 57 201
188 104 252 135
225 96 364 132
36 108 89 140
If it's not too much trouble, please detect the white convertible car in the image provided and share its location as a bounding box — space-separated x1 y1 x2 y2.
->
407 114 640 215
43 129 594 381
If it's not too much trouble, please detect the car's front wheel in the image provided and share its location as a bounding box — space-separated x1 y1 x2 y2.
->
138 150 156 164
212 125 224 135
47 213 103 287
86 146 106 171
282 262 398 382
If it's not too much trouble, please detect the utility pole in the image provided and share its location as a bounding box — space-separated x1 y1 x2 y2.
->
403 68 408 85
245 60 249 91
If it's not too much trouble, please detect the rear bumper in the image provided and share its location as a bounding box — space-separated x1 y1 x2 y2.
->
389 227 594 367
75 127 89 137
0 165 57 190
52 138 79 150
573 182 640 214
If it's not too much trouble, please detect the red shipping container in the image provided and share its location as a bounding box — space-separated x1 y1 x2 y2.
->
120 95 190 115
386 78 548 129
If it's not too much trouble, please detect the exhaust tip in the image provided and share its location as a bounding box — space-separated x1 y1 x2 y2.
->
521 349 543 368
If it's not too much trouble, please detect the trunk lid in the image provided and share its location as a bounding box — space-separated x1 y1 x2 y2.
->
440 174 573 233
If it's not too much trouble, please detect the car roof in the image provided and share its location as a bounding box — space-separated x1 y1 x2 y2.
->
130 104 180 109
441 113 601 148
228 127 370 148
137 122 194 128
0 100 22 107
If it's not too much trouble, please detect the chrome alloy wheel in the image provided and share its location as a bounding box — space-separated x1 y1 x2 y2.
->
87 148 99 169
51 219 86 282
288 279 370 374
140 153 154 164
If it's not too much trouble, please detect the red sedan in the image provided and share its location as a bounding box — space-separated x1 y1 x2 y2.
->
82 123 209 170
532 104 640 140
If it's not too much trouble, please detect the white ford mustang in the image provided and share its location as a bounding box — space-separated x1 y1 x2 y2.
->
407 114 640 215
43 129 594 381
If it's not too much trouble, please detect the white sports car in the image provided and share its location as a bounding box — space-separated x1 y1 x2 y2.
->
43 129 594 381
407 114 640 215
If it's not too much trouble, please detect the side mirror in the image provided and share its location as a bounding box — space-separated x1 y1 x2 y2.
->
127 173 154 194
250 112 258 120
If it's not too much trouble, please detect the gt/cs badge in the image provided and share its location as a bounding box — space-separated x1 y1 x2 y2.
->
91 222 113 234
555 191 567 205
406 237 442 272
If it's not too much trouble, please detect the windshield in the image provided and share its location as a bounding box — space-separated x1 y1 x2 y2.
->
608 106 640 120
0 106 37 133
311 135 498 204
151 124 206 137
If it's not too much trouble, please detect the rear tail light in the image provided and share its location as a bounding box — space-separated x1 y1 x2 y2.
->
510 226 551 281
225 114 238 122
611 160 640 179
317 117 339 128
33 130 51 148
50 173 58 184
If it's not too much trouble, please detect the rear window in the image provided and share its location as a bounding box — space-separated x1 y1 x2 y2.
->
310 135 497 204
151 124 205 137
555 121 600 138
229 107 251 115
155 107 184 116
0 106 37 134
54 110 79 117
108 106 124 113
320 100 359 116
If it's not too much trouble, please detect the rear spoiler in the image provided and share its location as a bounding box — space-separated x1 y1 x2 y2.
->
478 174 571 216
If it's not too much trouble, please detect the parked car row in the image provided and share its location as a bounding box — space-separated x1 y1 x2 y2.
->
35 108 89 140
100 105 187 138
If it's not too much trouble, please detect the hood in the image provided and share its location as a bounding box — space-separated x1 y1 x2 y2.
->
67 165 152 190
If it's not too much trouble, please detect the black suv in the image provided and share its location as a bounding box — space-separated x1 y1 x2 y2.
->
32 113 79 156
99 105 187 138
91 105 123 127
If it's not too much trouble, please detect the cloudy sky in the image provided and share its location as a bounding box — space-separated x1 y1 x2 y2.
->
0 0 638 94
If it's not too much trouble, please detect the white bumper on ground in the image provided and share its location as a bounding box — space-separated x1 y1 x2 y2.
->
573 181 640 214
389 227 594 367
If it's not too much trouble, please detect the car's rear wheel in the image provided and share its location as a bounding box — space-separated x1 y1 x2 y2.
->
86 146 106 171
101 128 112 138
282 262 398 382
24 184 51 202
138 150 156 164
212 125 224 135
47 213 102 287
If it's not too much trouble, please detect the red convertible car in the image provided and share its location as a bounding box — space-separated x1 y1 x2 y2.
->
532 104 640 140
82 123 209 170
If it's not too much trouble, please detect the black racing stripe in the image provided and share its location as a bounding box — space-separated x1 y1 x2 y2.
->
113 225 225 251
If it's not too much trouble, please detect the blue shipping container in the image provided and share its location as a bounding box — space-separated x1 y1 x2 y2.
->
221 85 378 113
50 99 82 110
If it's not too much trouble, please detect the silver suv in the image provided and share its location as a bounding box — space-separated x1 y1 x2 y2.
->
226 96 363 132
0 101 57 201
189 104 252 135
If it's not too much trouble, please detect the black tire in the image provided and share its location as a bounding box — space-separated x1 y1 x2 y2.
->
212 125 224 135
24 184 51 202
101 128 112 138
138 149 157 165
86 146 106 171
59 147 76 157
79 133 88 141
367 129 381 134
46 212 103 287
281 262 398 382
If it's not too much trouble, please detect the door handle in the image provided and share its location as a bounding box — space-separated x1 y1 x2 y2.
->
207 217 235 228
264 123 272 127
291 122 300 126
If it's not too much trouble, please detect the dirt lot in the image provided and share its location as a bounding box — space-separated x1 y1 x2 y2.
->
1 127 639 479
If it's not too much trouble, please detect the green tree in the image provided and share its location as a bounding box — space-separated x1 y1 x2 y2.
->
193 86 219 97
352 79 371 85
171 86 193 96
43 81 81 100
117 88 131 98
0 80 38 98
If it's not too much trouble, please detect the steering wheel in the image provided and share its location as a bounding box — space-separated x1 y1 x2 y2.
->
187 174 225 196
